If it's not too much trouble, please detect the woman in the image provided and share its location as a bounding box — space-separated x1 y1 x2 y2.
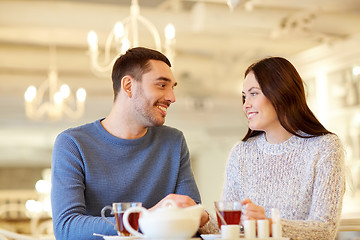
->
222 57 345 240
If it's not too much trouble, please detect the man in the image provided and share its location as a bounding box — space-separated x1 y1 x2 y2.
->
51 47 209 240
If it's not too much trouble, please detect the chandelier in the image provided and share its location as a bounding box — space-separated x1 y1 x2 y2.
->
24 47 87 121
87 0 176 75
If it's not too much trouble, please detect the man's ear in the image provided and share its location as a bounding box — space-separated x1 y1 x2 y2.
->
122 76 133 97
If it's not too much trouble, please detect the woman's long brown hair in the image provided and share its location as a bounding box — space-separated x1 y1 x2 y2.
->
242 57 331 141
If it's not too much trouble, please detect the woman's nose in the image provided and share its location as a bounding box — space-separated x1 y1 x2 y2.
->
243 98 251 110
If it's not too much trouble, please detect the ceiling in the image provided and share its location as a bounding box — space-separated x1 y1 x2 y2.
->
0 0 360 167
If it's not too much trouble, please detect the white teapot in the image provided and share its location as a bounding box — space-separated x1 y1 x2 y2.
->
123 199 204 239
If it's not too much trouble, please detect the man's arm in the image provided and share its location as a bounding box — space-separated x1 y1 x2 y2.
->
51 132 116 240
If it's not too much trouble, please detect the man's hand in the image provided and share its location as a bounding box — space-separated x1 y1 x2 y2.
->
150 194 209 227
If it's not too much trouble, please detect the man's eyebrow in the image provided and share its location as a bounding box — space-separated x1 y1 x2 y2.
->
157 77 177 87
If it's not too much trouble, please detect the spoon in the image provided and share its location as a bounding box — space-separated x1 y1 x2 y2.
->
215 208 227 225
93 233 108 237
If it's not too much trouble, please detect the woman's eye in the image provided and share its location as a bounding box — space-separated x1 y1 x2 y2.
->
250 92 258 96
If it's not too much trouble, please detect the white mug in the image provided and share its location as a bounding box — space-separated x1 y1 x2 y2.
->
221 225 240 239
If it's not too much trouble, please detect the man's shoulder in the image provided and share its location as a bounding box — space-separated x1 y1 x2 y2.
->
58 119 100 139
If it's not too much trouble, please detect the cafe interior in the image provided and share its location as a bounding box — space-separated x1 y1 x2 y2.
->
0 0 360 239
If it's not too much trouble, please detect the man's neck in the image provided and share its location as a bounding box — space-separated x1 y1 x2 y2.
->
101 104 148 139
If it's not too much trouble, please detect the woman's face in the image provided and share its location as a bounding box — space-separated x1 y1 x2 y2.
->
242 71 281 134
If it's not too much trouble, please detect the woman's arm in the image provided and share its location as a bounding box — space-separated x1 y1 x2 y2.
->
280 136 345 240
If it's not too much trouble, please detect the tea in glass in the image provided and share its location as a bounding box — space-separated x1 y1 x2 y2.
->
101 202 142 236
214 201 242 228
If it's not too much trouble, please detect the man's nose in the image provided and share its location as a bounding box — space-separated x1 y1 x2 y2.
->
166 89 176 103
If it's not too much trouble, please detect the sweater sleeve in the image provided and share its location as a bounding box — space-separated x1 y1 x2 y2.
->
280 136 346 240
222 143 242 201
198 213 220 234
173 134 202 204
51 132 116 240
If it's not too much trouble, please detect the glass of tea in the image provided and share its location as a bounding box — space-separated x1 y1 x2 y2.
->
214 201 243 229
101 202 142 236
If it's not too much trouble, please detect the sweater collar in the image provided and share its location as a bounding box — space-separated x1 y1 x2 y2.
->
256 132 301 155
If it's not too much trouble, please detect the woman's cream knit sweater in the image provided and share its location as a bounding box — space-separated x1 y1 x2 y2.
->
220 132 346 240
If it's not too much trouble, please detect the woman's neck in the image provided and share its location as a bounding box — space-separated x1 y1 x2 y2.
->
264 127 293 144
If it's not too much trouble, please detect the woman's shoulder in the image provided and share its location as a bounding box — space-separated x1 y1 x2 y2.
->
306 133 342 148
303 133 344 162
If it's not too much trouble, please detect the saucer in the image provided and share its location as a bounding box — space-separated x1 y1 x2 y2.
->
97 236 200 240
93 234 139 240
200 234 221 240
102 236 139 240
144 238 201 240
201 233 246 240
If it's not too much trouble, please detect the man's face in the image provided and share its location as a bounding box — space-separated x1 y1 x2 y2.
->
131 60 177 127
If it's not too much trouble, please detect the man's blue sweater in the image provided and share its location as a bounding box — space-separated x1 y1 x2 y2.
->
51 119 201 240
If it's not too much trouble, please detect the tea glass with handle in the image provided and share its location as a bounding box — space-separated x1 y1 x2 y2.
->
101 202 142 236
214 201 243 229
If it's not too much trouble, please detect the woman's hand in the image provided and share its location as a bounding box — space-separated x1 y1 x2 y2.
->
241 198 266 220
241 198 272 235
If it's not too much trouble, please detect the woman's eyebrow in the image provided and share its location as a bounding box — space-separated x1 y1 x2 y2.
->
246 86 260 92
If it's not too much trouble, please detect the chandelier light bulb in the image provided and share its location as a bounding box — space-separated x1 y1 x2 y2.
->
76 88 87 102
165 23 176 40
87 31 98 51
121 38 131 53
353 66 360 76
24 86 37 102
35 179 51 194
114 22 125 39
60 84 70 99
53 91 63 105
25 200 43 213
